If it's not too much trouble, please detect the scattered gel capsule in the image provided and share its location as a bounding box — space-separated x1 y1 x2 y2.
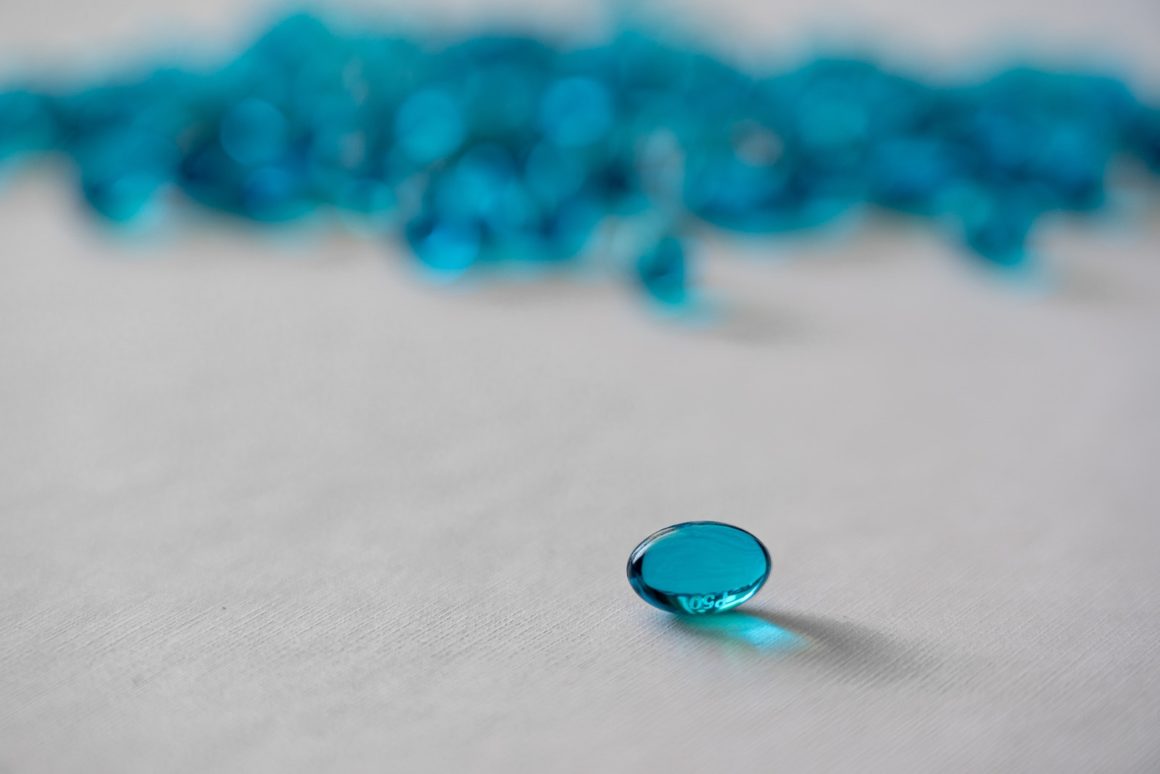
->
0 89 56 159
334 177 396 219
435 144 517 222
684 153 851 234
80 173 161 223
958 191 1038 268
1024 122 1107 211
682 153 784 232
524 141 587 208
0 11 1159 303
177 141 238 212
76 129 174 222
535 194 602 261
452 36 552 136
627 522 771 615
395 89 465 164
635 234 688 306
1133 107 1160 173
240 164 313 222
539 77 613 148
405 212 482 276
964 106 1034 176
219 98 290 166
868 137 960 214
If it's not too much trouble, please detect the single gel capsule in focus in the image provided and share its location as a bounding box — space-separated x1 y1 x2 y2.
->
627 521 770 615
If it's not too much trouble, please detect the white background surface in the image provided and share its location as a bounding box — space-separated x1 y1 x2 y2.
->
2 1 1160 771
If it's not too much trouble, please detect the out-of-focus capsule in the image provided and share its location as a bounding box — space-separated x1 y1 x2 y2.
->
1132 106 1160 173
534 194 602 262
1030 122 1108 211
635 233 688 306
868 137 961 214
333 177 396 219
524 141 587 209
956 189 1039 268
684 151 851 233
77 129 175 222
447 36 555 139
0 89 57 159
240 163 314 222
220 98 290 166
405 211 483 276
539 77 613 148
395 89 465 164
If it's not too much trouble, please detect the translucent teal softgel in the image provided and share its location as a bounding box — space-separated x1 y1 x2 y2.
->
627 521 771 615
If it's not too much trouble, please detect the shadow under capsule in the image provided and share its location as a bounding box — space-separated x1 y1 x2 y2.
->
670 607 938 684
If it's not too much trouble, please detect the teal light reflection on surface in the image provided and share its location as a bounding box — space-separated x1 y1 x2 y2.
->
677 612 807 652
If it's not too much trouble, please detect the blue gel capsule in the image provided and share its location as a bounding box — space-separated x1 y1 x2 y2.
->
483 182 539 242
176 141 238 212
682 153 782 229
1021 122 1109 211
868 137 960 214
334 177 396 218
451 35 550 136
0 89 56 159
241 164 313 222
76 130 174 222
524 142 587 208
795 95 869 157
405 212 482 276
395 89 465 164
535 194 602 260
957 191 1038 268
219 98 290 166
684 153 849 234
435 144 517 221
246 12 334 66
1131 107 1160 173
81 168 167 223
635 234 688 306
539 77 613 148
627 522 771 615
966 107 1033 175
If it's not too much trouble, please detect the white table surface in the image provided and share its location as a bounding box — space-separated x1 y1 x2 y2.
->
2 2 1160 771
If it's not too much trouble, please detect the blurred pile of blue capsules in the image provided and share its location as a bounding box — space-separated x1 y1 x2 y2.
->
2 12 1159 306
